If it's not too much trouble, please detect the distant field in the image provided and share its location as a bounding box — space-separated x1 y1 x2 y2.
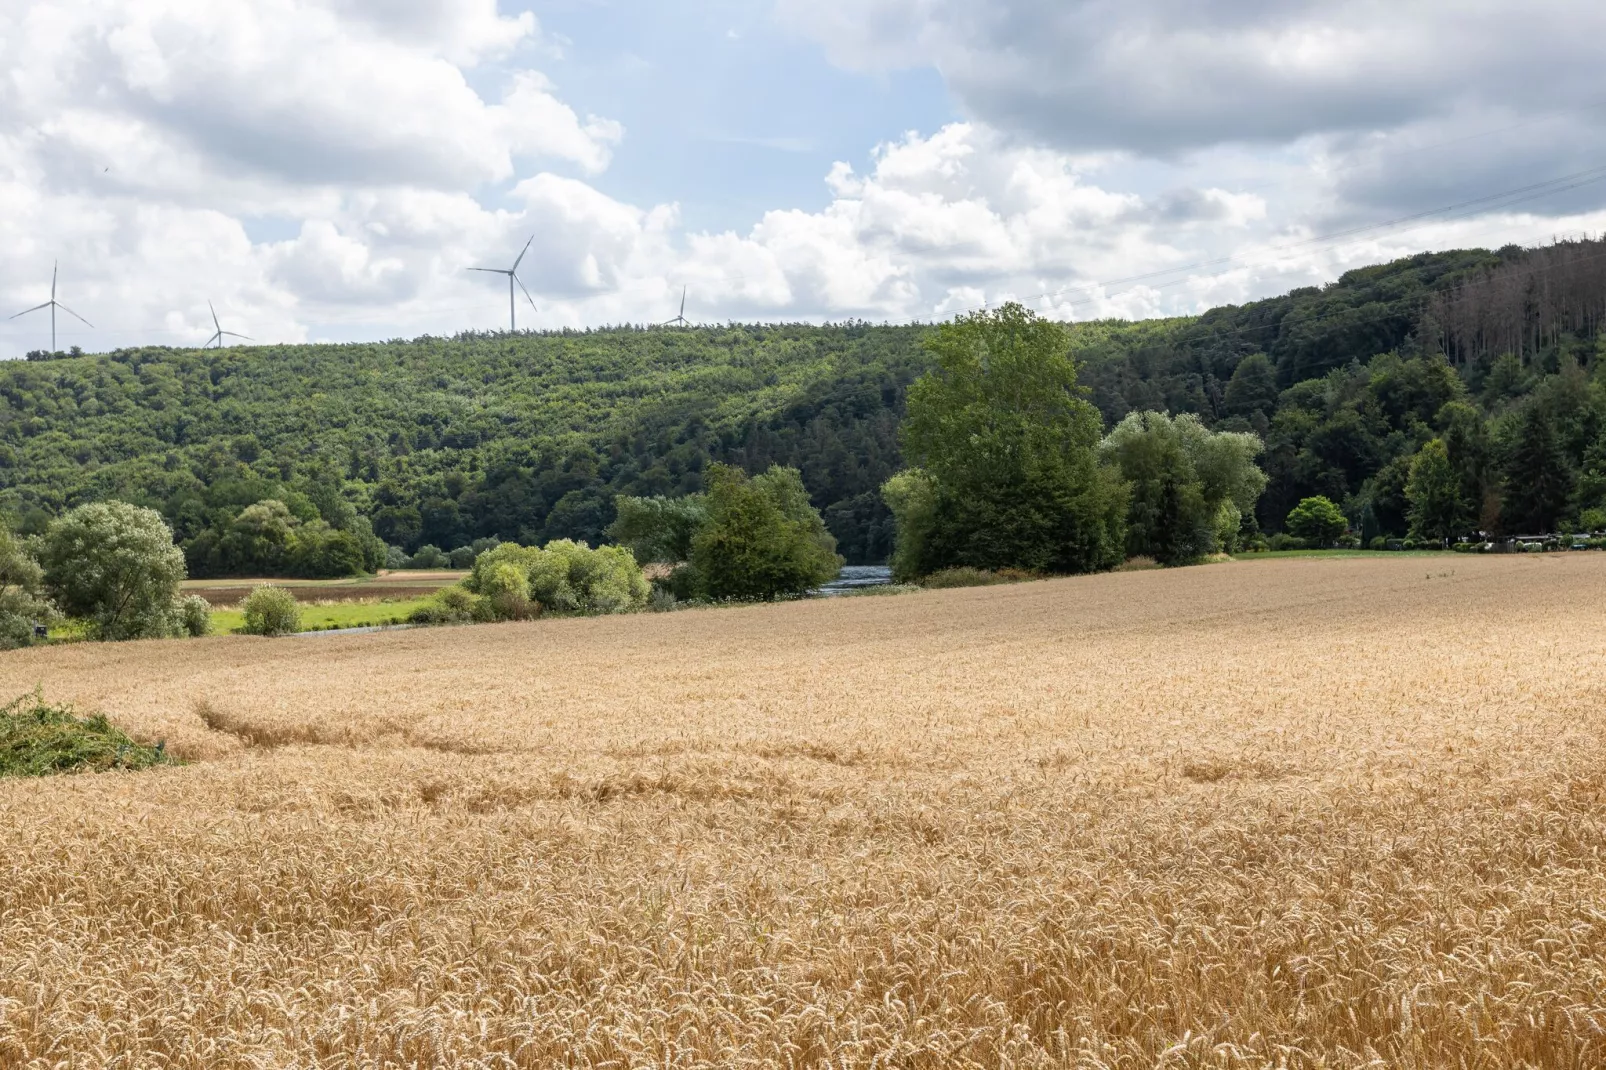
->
4 556 1606 1066
183 570 467 607
209 596 437 634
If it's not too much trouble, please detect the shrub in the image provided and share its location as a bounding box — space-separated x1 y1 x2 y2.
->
1402 538 1419 551
1581 507 1606 533
1115 556 1162 572
1268 533 1305 551
175 595 213 637
406 544 449 569
241 586 300 636
0 692 174 777
408 586 491 625
1335 533 1361 549
467 540 649 617
1369 536 1389 551
37 502 187 641
0 528 56 650
447 546 476 569
925 562 1008 588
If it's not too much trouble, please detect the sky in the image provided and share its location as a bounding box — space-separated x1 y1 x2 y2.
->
4 0 1606 354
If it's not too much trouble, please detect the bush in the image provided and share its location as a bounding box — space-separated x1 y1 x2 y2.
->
1115 556 1162 572
0 692 174 777
925 562 1008 588
175 595 213 637
408 586 492 625
1368 536 1389 551
37 502 187 641
1580 507 1606 533
1335 533 1361 549
467 540 649 618
0 528 56 650
406 544 449 569
447 546 476 569
1402 538 1419 551
240 586 300 636
1268 533 1305 551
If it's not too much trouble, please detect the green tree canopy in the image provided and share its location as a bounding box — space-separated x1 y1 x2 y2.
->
37 502 187 640
608 494 708 564
1406 439 1468 543
1101 411 1267 563
1501 402 1575 533
1286 496 1348 547
890 303 1126 577
0 528 56 649
691 464 842 600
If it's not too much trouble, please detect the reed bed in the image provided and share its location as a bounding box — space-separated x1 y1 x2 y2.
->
2 555 1604 1068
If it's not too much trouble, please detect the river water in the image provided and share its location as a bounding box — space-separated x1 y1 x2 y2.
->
814 565 893 596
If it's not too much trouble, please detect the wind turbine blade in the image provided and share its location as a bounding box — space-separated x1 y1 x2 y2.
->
680 285 687 317
512 234 534 272
468 267 508 275
222 331 253 340
55 303 94 328
9 302 52 319
51 262 57 301
209 300 221 333
208 331 223 348
514 274 537 312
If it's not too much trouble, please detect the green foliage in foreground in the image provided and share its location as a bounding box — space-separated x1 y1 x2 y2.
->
241 585 301 636
0 693 174 778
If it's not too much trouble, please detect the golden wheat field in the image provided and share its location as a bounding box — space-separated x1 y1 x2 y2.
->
3 555 1606 1069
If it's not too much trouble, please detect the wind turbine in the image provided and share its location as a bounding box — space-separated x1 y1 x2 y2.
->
659 286 689 328
205 301 252 348
469 235 538 332
9 262 92 352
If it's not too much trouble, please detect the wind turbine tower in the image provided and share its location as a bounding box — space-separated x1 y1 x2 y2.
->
470 236 538 332
8 262 92 352
205 301 252 348
660 286 689 328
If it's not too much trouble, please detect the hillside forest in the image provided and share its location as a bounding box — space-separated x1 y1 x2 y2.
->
4 238 1606 577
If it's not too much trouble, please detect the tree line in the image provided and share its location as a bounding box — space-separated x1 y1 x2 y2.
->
3 239 1605 584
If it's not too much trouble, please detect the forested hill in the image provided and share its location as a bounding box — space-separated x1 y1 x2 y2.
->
5 239 1606 568
1 325 928 565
